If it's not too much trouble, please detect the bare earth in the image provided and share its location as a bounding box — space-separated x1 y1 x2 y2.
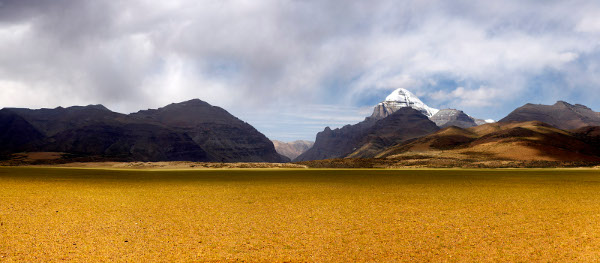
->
2 167 600 261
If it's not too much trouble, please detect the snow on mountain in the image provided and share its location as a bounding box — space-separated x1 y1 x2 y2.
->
430 109 477 128
370 88 439 119
430 109 495 128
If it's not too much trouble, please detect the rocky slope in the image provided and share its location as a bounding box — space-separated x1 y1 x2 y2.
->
500 101 600 130
272 140 314 160
295 108 439 161
130 99 287 162
296 99 600 167
430 109 478 128
347 108 440 158
296 88 452 161
294 118 378 161
1 99 287 163
0 109 45 155
377 121 600 162
571 126 600 150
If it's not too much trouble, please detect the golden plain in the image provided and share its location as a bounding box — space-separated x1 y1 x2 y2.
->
1 167 600 261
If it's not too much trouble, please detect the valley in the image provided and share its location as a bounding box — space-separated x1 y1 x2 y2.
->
3 2 599 262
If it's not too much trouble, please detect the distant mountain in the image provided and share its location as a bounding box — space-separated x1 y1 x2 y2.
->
296 87 502 161
370 88 439 119
0 109 45 154
130 99 287 162
347 108 440 158
473 118 495 126
294 117 377 162
377 121 600 162
295 97 600 167
500 101 600 130
272 140 314 160
430 109 478 128
297 88 494 161
295 108 438 161
296 95 600 167
1 99 287 163
369 88 491 128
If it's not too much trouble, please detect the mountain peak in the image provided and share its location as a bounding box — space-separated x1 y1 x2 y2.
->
83 104 110 111
168 99 211 108
501 101 600 130
385 88 416 102
132 99 235 127
184 98 207 104
371 88 439 119
555 100 572 107
430 109 477 128
553 101 594 111
574 104 593 110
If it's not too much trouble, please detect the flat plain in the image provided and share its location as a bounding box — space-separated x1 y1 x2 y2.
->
1 167 600 261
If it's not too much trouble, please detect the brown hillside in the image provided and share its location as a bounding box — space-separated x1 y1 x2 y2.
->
499 101 600 130
377 121 600 162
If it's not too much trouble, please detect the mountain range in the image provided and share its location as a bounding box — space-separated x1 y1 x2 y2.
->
295 88 489 161
0 99 287 163
2 88 600 167
500 101 600 129
294 107 440 161
295 88 600 166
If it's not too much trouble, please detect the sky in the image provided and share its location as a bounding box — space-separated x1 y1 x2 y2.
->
1 0 600 141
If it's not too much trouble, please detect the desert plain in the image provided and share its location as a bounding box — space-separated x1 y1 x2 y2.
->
2 167 600 261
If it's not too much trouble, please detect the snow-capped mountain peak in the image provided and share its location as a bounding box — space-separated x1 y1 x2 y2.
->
371 88 439 119
385 88 418 101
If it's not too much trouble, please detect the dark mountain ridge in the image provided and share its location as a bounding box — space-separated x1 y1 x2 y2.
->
130 99 285 162
1 100 287 163
347 108 440 158
294 108 439 161
293 117 377 162
0 109 46 154
500 101 600 130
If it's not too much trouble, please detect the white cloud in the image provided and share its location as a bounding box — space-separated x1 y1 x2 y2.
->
1 0 600 140
451 86 503 107
576 14 600 33
429 86 504 108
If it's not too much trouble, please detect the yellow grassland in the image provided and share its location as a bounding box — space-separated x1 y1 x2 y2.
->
1 167 600 261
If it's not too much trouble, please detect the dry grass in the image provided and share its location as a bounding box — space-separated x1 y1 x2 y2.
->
2 167 600 261
38 161 308 169
8 152 65 161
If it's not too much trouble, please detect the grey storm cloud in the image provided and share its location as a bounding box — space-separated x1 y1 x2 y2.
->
1 0 600 140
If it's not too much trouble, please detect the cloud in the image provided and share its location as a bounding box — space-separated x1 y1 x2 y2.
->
431 86 503 108
0 0 600 140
